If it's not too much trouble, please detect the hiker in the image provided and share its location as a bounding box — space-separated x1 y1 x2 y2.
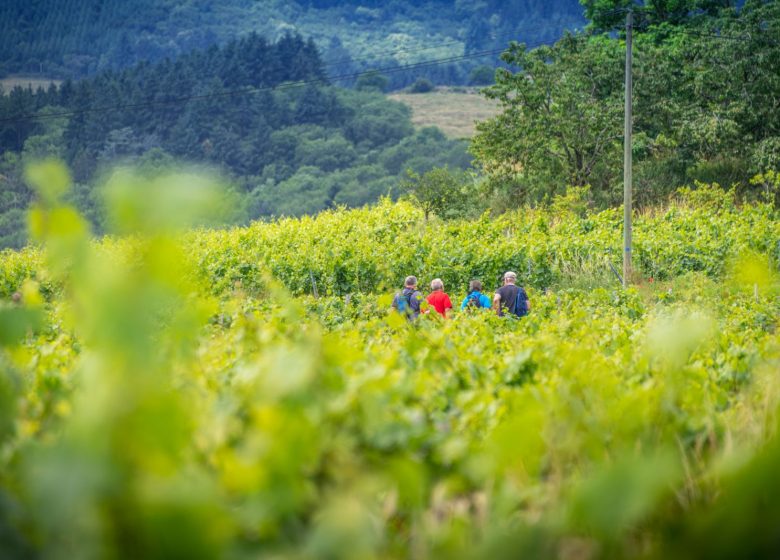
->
460 279 492 311
426 278 453 318
391 275 423 320
493 271 530 317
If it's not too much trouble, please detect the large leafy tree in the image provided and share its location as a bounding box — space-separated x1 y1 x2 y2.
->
471 34 625 206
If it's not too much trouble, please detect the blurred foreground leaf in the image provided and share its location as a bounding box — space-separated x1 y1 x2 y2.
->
24 159 71 206
569 451 681 539
0 306 44 346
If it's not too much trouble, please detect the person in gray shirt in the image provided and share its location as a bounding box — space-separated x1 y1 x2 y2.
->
391 275 423 320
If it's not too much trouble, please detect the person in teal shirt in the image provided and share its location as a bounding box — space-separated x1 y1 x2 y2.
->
460 280 492 310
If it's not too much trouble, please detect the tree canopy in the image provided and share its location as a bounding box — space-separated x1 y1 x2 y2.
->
473 0 780 209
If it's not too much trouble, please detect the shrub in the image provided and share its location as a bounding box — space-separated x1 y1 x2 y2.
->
408 78 435 93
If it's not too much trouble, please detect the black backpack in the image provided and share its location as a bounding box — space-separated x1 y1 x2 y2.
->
466 292 482 309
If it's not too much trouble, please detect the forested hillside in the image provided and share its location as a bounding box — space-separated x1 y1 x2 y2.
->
0 33 469 248
0 0 585 87
3 2 779 248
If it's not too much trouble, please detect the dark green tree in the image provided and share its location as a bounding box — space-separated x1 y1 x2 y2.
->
355 71 389 93
468 65 495 86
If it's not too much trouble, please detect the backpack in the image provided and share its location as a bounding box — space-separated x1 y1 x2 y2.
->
466 292 482 309
396 290 416 316
513 286 529 317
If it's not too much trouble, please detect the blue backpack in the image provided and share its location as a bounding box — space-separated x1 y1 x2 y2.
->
514 287 529 317
396 291 417 316
466 292 483 309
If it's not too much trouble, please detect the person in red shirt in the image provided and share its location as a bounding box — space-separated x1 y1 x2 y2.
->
426 278 453 318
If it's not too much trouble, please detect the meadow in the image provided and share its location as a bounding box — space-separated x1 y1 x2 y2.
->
0 162 778 559
388 87 500 139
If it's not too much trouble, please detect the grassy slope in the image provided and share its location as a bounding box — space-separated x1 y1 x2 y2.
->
388 87 499 139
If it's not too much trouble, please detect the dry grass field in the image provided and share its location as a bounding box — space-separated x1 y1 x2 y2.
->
0 76 62 93
388 86 500 139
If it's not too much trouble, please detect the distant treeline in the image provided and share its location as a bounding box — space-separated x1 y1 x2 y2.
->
0 0 585 87
0 33 469 248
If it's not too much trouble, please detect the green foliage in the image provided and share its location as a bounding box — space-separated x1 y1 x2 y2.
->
0 152 33 249
408 78 435 94
379 127 468 176
5 175 778 301
256 166 338 217
468 65 495 86
342 94 414 149
551 184 592 217
0 36 473 247
581 0 738 31
0 165 779 557
0 0 586 86
400 166 474 221
472 35 625 206
748 169 780 207
355 71 390 93
476 2 780 210
295 134 358 172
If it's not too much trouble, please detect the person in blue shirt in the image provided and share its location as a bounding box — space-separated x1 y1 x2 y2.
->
460 280 492 311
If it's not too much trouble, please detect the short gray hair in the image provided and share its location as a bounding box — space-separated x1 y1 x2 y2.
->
503 271 517 282
430 278 444 290
404 275 418 287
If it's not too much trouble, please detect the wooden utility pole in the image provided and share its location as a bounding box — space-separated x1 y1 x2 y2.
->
623 10 633 287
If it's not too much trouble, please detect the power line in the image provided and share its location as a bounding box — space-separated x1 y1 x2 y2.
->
0 39 555 125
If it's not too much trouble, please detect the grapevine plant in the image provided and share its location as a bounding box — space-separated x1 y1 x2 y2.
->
0 162 778 559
